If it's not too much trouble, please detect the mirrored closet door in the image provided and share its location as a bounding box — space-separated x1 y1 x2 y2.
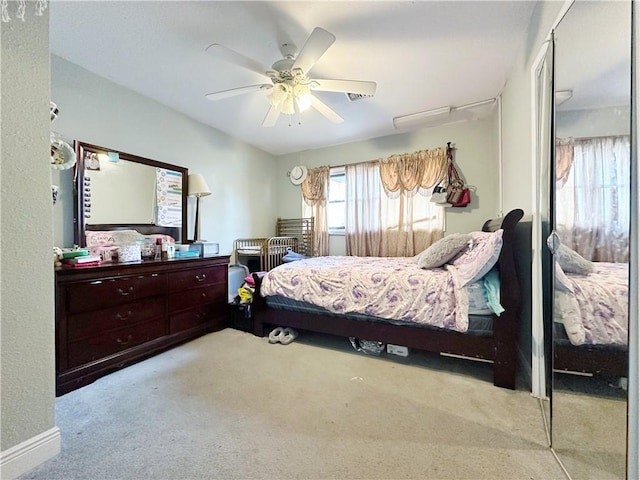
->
549 1 632 478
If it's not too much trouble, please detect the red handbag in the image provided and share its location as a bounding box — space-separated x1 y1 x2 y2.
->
445 144 471 208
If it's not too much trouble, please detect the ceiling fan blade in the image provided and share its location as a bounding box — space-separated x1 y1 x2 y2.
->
310 95 344 124
205 43 270 78
262 103 283 127
311 79 377 96
205 84 272 101
292 27 336 74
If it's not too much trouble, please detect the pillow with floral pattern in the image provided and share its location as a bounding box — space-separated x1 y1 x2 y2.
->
450 229 503 286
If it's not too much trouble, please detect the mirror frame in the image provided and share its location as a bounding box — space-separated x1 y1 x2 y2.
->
73 141 189 246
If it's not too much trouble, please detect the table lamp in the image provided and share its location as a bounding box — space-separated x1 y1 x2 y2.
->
188 173 212 242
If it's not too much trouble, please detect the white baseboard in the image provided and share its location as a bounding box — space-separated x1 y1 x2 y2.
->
0 427 61 480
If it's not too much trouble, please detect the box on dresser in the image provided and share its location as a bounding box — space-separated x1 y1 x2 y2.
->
189 242 220 257
55 255 230 396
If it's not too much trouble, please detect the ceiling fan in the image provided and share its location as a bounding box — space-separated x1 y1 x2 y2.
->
205 27 376 127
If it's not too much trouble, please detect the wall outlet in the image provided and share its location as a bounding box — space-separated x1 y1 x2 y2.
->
386 344 409 357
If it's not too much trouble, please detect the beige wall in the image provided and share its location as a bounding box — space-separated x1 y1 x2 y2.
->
500 1 565 216
276 115 500 255
557 105 630 138
50 56 279 254
0 10 56 452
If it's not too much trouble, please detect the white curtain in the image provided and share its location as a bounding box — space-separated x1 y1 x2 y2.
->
556 135 630 262
345 161 443 257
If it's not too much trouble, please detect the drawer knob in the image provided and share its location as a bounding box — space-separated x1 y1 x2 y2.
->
116 334 133 346
115 311 132 321
195 274 206 283
117 286 134 296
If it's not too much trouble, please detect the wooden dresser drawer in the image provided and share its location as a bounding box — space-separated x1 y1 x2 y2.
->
66 273 167 313
169 304 217 334
168 283 226 312
169 265 226 292
55 255 230 395
67 298 165 341
67 317 166 369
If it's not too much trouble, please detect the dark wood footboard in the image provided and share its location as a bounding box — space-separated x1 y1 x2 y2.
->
554 343 628 378
252 208 525 390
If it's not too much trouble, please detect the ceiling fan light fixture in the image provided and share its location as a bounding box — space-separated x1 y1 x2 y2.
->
267 83 288 106
282 96 296 115
293 84 312 111
206 27 374 127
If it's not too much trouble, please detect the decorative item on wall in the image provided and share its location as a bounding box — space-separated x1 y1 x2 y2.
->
1 0 48 23
50 101 76 170
445 143 471 208
188 173 212 243
82 175 91 220
288 165 308 185
156 167 183 227
429 184 449 205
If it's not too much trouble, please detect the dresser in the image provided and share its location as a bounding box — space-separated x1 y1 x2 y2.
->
55 255 230 395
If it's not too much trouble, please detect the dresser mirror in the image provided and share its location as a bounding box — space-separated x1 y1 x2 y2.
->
550 1 631 478
74 142 188 246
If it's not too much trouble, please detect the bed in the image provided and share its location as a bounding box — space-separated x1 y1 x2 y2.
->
251 209 525 390
553 260 629 378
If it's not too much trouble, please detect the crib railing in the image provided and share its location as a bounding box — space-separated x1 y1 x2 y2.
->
233 236 298 272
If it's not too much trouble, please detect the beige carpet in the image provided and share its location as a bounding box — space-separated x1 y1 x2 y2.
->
552 391 627 479
21 328 566 480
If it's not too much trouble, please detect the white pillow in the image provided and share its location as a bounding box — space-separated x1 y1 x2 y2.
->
556 244 594 275
450 229 503 286
415 234 472 269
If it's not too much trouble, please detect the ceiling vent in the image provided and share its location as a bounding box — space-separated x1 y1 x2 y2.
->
345 92 373 102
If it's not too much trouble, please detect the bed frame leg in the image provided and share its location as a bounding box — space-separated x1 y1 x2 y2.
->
253 314 265 337
251 273 266 338
493 341 517 390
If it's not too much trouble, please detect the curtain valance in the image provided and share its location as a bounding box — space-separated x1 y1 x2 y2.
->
555 137 575 186
379 147 447 193
301 165 330 206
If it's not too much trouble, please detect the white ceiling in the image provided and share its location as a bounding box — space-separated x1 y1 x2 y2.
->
554 0 631 112
50 1 538 156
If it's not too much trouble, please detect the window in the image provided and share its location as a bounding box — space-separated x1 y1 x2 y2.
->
556 135 630 262
327 167 345 234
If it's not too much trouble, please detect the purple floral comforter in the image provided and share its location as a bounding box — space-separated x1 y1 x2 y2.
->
555 262 628 346
260 256 471 332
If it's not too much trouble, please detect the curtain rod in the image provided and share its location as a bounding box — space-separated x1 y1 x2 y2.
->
319 142 453 171
558 134 630 142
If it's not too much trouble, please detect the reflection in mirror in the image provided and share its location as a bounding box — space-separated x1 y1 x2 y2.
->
551 1 631 478
534 36 554 445
74 142 189 246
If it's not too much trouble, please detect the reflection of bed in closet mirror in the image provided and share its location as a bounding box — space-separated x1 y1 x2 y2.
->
549 1 632 478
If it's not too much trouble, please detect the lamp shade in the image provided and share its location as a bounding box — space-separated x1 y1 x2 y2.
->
188 173 212 197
